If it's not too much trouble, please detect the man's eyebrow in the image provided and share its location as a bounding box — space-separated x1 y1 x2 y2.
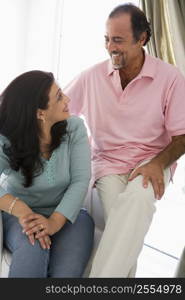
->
104 35 124 39
113 36 125 40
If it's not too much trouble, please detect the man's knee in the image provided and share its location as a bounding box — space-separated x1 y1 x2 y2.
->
111 177 156 216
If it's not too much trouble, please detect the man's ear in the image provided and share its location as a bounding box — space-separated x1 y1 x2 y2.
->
37 109 45 122
140 32 147 46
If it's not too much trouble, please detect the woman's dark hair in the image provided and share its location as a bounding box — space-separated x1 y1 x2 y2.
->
109 3 151 45
0 70 67 187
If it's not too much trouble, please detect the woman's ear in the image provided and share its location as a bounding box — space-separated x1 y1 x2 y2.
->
37 109 45 122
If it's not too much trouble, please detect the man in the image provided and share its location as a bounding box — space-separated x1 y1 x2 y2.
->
64 4 185 277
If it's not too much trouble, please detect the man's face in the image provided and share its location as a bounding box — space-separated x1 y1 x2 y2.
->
105 13 144 70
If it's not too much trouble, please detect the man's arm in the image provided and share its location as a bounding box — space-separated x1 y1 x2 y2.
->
128 135 185 199
152 135 185 168
64 73 85 116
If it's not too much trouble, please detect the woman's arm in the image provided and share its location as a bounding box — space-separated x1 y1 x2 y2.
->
0 193 37 246
0 194 32 217
54 117 91 223
0 137 33 217
0 194 52 249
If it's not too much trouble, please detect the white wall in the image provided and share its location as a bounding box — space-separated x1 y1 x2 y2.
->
24 0 63 76
0 0 63 92
0 0 29 91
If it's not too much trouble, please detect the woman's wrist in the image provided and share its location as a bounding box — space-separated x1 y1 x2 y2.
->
49 212 67 234
0 194 32 218
11 198 32 218
8 197 18 214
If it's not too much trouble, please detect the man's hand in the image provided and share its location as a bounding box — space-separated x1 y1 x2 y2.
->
129 134 185 200
128 161 165 200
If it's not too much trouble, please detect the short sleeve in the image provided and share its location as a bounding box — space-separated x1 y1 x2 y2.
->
164 72 185 137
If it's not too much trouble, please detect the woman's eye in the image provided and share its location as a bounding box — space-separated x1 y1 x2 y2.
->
57 93 63 101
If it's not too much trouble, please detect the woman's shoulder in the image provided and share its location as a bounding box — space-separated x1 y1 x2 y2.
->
67 115 85 132
67 116 88 142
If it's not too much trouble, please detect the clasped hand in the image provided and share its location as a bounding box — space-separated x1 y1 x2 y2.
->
19 213 57 250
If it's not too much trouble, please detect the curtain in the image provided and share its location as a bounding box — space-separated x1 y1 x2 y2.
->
140 0 185 76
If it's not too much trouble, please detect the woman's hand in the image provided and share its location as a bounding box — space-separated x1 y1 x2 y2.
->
18 212 35 247
20 212 66 249
38 235 51 250
19 212 52 249
21 213 60 238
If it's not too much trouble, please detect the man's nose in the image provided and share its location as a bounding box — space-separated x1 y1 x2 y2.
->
106 40 118 53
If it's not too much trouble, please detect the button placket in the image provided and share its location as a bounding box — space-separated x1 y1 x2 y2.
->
45 151 56 186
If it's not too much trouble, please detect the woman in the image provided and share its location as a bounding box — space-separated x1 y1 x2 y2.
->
0 70 94 277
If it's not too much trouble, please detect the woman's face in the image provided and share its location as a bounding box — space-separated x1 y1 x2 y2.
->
42 82 70 126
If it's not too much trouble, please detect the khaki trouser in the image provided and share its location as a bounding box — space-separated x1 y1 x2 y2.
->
89 160 170 277
175 247 185 277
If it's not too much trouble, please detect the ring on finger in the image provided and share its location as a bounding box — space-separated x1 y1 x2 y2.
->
40 224 44 230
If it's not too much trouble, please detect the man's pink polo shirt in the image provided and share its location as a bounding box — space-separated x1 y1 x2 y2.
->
64 54 185 182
